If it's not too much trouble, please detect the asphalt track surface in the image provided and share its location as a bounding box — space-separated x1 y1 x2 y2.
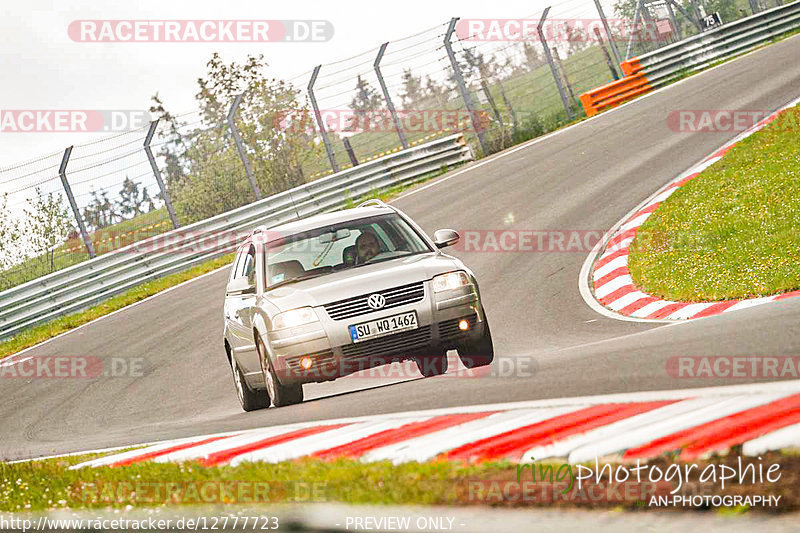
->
2 36 800 460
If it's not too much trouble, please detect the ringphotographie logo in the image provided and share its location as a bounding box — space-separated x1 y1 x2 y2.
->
68 20 334 43
0 110 151 133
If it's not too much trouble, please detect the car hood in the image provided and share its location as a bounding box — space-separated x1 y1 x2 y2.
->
264 252 461 311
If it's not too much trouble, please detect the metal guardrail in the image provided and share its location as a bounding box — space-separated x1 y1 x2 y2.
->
0 133 472 340
578 1 800 117
621 0 800 87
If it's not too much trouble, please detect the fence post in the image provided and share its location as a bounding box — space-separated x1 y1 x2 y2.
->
497 81 517 133
144 119 179 229
665 0 703 32
374 42 409 150
538 8 574 120
665 0 683 41
592 0 623 70
594 27 620 80
689 0 706 27
552 47 578 108
227 93 262 201
58 146 95 259
342 137 359 167
443 17 489 155
308 65 340 174
626 0 644 59
479 75 502 124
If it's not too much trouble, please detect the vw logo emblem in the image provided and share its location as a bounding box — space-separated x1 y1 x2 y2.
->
367 293 386 310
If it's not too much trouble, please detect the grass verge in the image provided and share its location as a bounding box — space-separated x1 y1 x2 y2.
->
628 104 800 301
2 453 797 513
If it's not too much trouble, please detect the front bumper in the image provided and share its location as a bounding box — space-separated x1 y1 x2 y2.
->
267 279 484 384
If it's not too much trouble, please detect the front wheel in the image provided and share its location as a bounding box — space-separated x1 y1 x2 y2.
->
457 318 494 369
257 335 304 407
231 357 269 412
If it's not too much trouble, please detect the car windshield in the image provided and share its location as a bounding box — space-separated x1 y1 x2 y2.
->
263 213 432 289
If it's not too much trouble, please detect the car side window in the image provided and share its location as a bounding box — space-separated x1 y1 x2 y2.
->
230 248 244 282
242 245 257 288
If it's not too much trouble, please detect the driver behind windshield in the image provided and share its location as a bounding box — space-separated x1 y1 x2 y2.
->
355 230 381 264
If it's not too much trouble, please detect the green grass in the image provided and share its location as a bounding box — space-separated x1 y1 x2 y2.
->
0 208 173 292
0 253 235 361
628 104 800 301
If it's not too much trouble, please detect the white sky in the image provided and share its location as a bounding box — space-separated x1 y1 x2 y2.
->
0 0 610 168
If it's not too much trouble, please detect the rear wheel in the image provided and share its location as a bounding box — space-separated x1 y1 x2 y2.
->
414 348 448 377
257 335 304 407
457 317 494 369
231 357 269 412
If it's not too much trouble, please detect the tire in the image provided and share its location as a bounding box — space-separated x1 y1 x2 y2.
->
414 348 448 377
231 356 269 412
457 317 494 369
257 335 304 407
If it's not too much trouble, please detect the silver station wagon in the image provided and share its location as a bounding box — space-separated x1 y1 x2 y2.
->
223 200 493 411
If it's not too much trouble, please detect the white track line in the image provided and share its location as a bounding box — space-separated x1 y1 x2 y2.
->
742 423 800 456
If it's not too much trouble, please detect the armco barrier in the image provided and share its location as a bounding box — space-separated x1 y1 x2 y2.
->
580 0 800 116
0 133 472 340
579 72 652 117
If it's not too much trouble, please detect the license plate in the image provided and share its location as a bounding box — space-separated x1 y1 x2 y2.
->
348 311 418 343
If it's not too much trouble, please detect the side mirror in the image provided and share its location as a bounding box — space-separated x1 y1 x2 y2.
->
433 229 460 249
226 277 253 294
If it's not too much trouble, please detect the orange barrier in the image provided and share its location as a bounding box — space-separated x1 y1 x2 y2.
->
578 71 652 117
620 58 644 76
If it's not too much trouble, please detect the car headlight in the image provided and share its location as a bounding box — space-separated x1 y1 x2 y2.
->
432 271 471 293
272 307 319 330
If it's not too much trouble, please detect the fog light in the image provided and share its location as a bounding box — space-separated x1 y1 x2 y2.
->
458 319 470 331
300 356 313 370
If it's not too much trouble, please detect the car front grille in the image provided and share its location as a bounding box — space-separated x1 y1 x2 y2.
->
340 325 432 359
438 315 478 344
323 282 425 321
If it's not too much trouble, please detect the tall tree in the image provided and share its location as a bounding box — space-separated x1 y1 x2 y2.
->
399 69 425 108
0 193 21 284
118 176 149 217
349 75 383 131
24 189 73 272
150 53 321 222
